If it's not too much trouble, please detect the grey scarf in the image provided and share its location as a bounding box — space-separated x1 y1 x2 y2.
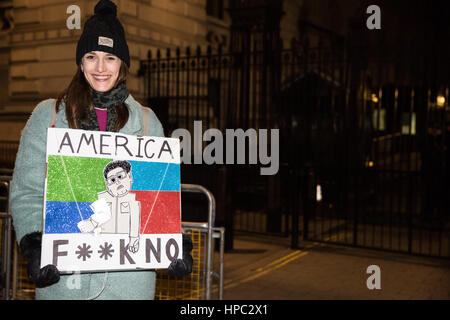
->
78 81 129 132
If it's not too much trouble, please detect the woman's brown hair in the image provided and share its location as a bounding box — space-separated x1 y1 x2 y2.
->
55 60 130 131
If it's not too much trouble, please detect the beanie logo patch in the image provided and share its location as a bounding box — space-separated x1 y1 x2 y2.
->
98 36 114 48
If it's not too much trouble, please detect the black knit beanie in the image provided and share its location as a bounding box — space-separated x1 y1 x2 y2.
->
76 0 130 67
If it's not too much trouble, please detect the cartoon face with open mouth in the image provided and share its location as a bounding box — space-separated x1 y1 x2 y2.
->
105 166 133 197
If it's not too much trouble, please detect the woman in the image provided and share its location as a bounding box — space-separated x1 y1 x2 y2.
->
10 0 192 300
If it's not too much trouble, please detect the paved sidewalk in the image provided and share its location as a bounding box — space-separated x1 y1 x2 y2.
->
218 234 450 300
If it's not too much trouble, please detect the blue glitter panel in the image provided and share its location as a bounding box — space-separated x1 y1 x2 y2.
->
129 161 180 191
44 201 93 234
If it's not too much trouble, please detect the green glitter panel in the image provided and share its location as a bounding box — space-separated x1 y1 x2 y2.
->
46 155 113 202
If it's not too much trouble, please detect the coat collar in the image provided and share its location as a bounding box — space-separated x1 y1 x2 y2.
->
54 95 143 136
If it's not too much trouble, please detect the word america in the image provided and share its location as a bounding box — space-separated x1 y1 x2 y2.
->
50 128 177 162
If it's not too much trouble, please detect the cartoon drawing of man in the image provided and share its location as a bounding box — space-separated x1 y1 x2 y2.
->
78 160 141 253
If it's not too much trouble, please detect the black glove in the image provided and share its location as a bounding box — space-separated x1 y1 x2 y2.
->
167 233 193 278
19 232 60 288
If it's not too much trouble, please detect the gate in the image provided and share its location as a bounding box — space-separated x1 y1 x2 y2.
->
139 45 286 250
280 44 450 258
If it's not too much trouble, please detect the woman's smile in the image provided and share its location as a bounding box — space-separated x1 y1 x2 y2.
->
92 75 112 82
81 51 121 92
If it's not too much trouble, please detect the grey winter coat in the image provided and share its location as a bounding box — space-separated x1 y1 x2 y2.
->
10 95 164 299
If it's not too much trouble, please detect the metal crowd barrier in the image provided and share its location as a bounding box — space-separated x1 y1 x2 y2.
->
0 179 224 300
155 184 224 300
0 175 12 300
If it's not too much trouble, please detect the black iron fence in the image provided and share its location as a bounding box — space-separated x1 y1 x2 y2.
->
140 43 449 257
296 83 450 258
276 45 449 258
139 45 286 250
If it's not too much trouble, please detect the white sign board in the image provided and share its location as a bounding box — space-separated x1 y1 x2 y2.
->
41 128 182 273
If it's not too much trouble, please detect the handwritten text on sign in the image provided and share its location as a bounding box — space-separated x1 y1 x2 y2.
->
42 128 182 273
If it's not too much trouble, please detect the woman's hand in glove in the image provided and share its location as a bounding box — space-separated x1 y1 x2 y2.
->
167 233 194 278
19 232 60 288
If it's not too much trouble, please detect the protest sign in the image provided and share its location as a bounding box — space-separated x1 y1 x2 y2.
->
40 128 182 273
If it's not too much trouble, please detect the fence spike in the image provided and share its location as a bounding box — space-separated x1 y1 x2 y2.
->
196 45 201 56
166 48 171 58
186 46 191 56
157 49 161 59
147 50 152 59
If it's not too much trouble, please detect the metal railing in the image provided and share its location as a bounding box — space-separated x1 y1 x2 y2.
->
179 183 218 300
0 175 12 300
177 222 225 300
155 184 223 300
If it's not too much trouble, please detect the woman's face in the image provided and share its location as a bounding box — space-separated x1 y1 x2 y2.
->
81 51 121 92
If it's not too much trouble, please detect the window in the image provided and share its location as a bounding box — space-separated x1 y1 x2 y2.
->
372 108 386 131
401 112 416 135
